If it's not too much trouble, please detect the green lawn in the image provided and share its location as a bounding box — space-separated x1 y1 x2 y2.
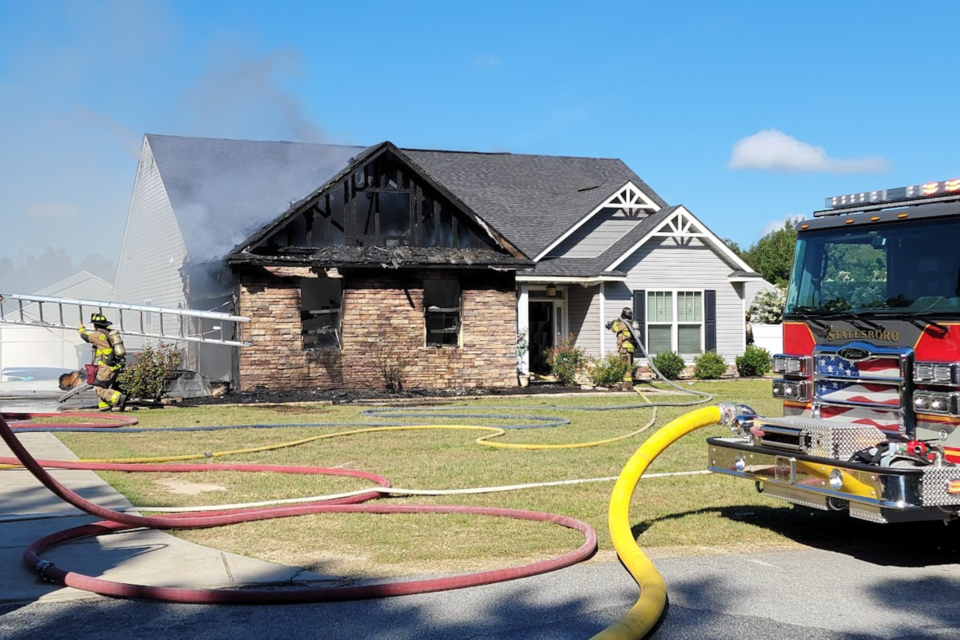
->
50 379 885 578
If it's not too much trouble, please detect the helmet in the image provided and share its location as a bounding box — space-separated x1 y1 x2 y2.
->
621 307 633 320
91 313 109 326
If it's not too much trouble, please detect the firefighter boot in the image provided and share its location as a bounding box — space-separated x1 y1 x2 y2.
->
116 393 128 412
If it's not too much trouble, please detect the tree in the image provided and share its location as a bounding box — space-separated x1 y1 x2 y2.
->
721 237 744 258
742 218 801 287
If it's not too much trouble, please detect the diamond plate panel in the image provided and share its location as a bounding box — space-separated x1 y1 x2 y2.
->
920 467 960 506
849 503 948 523
760 483 828 510
756 417 886 458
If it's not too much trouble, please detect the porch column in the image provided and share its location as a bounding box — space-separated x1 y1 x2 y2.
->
599 282 605 354
517 284 530 374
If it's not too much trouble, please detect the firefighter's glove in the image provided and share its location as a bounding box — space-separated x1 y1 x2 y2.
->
106 354 118 367
605 321 613 330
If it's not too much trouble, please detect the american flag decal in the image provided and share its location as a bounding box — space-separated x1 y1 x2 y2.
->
815 354 902 379
819 405 903 433
816 380 901 407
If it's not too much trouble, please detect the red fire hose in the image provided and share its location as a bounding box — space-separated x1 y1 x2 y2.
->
0 412 597 603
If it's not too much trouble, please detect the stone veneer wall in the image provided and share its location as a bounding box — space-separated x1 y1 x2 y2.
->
238 266 517 391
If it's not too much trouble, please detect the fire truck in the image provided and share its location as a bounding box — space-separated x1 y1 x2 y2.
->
708 178 960 523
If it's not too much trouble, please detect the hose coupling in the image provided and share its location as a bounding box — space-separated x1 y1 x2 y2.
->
716 402 740 427
35 559 55 579
717 402 757 435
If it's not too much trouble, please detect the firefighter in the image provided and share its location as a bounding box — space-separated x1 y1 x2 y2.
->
606 307 638 390
78 313 128 411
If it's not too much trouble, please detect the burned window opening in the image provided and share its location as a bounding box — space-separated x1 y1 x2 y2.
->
424 279 460 347
250 151 502 257
301 278 342 350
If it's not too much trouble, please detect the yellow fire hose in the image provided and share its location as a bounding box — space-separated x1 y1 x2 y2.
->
590 403 729 640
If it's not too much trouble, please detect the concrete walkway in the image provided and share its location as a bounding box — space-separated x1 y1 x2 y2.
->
0 431 336 605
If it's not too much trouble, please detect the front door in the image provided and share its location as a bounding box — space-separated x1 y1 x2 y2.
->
529 301 553 375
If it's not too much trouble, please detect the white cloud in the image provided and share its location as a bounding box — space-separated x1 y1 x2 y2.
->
26 201 81 222
729 129 891 174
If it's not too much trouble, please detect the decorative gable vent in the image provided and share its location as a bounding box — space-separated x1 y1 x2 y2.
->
606 184 657 219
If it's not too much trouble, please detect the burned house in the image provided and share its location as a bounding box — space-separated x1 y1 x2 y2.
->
115 134 764 391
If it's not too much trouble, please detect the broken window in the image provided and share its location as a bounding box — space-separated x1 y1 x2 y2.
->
424 279 460 346
301 278 342 349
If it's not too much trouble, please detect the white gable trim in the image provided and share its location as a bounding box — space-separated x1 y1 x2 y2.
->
604 205 756 273
533 181 660 262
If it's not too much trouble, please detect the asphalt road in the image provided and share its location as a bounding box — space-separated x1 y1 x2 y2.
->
3 546 960 640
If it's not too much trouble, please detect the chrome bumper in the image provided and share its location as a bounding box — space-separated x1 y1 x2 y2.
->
707 437 960 523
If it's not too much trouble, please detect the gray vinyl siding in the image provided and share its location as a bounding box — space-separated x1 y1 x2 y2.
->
568 284 601 357
113 139 189 351
605 236 745 363
547 210 648 259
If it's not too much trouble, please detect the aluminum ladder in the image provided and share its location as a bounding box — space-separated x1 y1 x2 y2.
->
0 292 250 347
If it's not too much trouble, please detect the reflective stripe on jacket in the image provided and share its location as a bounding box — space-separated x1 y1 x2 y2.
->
79 326 116 367
611 319 637 354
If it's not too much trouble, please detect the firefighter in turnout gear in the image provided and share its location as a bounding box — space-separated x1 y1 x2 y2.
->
79 313 128 411
606 307 638 390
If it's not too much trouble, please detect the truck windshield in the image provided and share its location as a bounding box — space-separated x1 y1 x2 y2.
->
785 217 960 316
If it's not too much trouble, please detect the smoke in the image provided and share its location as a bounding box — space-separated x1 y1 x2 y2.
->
2 3 330 285
186 49 326 143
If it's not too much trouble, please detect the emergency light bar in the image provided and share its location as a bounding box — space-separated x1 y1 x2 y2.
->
824 178 960 210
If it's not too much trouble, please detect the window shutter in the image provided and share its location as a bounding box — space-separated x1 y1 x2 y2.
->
704 290 716 352
632 290 646 349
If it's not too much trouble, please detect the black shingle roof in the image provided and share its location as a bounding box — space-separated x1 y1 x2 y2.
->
402 149 667 258
145 135 667 260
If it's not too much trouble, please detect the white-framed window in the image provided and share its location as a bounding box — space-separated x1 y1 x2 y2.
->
646 290 703 355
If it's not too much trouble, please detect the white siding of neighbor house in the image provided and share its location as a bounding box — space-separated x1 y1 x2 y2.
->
600 236 746 363
567 284 601 356
113 139 189 351
546 209 648 259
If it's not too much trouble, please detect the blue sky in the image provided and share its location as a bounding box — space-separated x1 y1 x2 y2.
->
1 0 958 274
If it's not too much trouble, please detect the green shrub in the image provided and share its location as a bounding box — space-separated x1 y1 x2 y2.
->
693 350 728 380
736 344 772 377
589 353 630 387
117 342 183 400
545 335 588 386
651 350 685 380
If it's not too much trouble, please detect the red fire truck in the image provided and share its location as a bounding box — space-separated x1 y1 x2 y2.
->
709 178 960 523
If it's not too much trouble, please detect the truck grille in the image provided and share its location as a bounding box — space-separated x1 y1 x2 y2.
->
811 343 910 436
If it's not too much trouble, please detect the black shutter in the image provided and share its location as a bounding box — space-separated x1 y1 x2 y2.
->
704 290 717 352
632 290 645 349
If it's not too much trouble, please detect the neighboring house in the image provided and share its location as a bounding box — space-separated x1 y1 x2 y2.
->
115 134 765 391
0 271 113 374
